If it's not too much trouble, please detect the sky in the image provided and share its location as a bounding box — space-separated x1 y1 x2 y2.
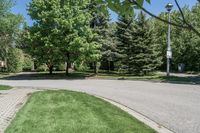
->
11 0 198 26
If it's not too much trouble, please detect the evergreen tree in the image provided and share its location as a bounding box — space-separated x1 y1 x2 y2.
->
116 15 134 72
131 12 161 75
90 1 116 71
101 23 120 72
116 12 161 75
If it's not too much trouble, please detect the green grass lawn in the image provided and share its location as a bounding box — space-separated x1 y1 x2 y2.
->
0 85 12 90
75 71 199 84
5 90 156 133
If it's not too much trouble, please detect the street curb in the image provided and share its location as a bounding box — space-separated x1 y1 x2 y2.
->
95 95 174 133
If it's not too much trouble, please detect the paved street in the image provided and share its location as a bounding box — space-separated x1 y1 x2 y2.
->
0 74 200 133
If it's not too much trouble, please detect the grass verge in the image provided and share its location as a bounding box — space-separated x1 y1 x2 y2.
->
0 85 12 90
5 90 156 133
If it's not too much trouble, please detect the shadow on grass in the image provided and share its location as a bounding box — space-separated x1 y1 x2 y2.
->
0 72 95 80
158 75 200 85
1 71 199 85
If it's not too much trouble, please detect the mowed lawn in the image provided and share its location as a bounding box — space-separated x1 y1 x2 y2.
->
5 90 156 133
0 85 12 90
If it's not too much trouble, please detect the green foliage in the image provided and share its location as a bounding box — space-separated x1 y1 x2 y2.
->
153 5 200 72
23 54 33 71
24 0 101 74
36 64 48 72
0 0 14 16
0 0 23 64
117 12 161 75
88 1 120 72
56 63 65 71
96 0 151 17
74 61 89 71
7 48 24 73
130 12 162 75
116 15 135 70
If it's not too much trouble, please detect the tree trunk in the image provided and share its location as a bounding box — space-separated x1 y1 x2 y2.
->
108 61 111 73
4 47 8 71
94 62 98 74
49 65 53 75
66 53 70 75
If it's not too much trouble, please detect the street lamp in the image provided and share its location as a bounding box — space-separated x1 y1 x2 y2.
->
165 3 173 76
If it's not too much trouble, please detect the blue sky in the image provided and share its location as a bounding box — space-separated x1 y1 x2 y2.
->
11 0 198 26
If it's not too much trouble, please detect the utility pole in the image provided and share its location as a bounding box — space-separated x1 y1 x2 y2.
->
165 3 173 76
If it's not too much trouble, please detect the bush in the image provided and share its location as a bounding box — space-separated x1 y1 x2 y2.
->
7 48 24 73
36 64 48 72
74 61 89 71
23 54 33 71
56 63 65 71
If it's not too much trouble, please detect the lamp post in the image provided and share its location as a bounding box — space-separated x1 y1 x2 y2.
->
165 3 173 77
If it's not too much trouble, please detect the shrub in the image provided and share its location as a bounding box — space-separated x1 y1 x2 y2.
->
36 64 48 72
7 48 24 73
23 54 34 71
56 63 65 71
74 61 89 71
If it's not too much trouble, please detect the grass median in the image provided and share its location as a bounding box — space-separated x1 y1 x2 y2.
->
5 90 156 133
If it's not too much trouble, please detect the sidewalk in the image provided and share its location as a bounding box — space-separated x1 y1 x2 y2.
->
0 88 37 133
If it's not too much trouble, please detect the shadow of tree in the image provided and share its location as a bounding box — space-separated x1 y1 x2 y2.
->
0 72 95 80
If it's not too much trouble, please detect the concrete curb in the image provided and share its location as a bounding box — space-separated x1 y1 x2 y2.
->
95 95 174 133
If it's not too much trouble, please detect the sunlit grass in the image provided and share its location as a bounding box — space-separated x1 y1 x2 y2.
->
5 90 156 133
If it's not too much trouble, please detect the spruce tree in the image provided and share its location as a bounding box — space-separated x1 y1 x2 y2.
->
116 15 134 72
101 23 120 72
88 0 117 72
131 12 161 75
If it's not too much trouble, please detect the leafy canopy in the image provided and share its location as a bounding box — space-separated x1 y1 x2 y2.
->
97 0 151 16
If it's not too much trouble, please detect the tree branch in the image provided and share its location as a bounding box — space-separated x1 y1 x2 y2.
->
174 0 186 22
128 0 200 37
174 0 200 37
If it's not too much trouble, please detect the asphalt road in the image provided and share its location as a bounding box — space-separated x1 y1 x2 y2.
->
0 75 200 133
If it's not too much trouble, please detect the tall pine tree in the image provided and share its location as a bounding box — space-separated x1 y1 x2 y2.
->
89 1 117 71
100 23 120 72
130 12 161 75
116 12 161 75
116 15 135 72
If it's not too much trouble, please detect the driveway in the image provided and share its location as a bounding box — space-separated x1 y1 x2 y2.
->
0 73 200 133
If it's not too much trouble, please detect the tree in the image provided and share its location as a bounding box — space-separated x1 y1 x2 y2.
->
0 0 23 70
25 0 101 75
88 0 108 73
116 15 134 72
101 23 120 72
130 12 161 75
0 0 13 16
96 0 200 37
116 12 161 75
153 5 200 72
7 48 24 73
